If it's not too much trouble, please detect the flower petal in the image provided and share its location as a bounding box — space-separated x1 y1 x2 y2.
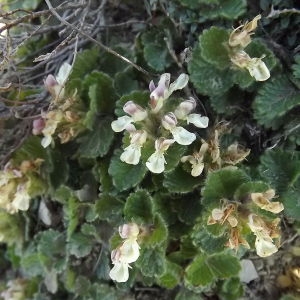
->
120 239 140 263
41 135 53 148
166 73 189 98
191 162 204 177
146 152 166 174
171 126 196 145
109 262 129 282
56 62 72 85
255 234 278 257
247 58 270 81
120 144 141 165
111 116 133 132
187 114 209 128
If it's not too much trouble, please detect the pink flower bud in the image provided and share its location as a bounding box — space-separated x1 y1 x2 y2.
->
123 101 147 121
149 80 156 92
119 223 139 239
111 248 122 263
162 112 177 130
175 97 196 119
44 74 58 89
32 118 45 135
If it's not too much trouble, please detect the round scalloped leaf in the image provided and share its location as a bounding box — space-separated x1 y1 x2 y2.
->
124 189 154 224
77 116 114 158
108 150 147 191
157 260 182 289
163 165 201 193
281 184 300 221
292 55 300 79
141 28 173 72
259 149 300 194
136 247 166 277
185 254 215 287
199 27 230 70
143 214 168 247
188 45 233 96
206 253 241 278
202 167 250 209
253 75 300 129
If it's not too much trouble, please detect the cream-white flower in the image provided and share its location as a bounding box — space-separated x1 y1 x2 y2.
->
150 73 189 113
119 239 140 264
170 126 196 145
251 189 284 214
44 62 72 99
246 57 270 81
146 138 174 173
120 130 147 165
186 113 209 128
254 232 278 257
10 184 31 213
111 116 134 132
162 113 196 145
174 98 209 129
181 143 208 177
109 261 130 283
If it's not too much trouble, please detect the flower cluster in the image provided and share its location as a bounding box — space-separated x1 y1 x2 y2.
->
181 126 250 177
0 160 44 214
109 223 140 283
229 15 270 81
207 189 284 257
111 73 209 173
33 62 85 148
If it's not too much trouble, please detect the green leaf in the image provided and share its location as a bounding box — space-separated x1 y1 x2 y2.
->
114 67 139 96
84 283 123 300
175 288 204 300
143 214 168 247
259 149 300 194
83 71 117 128
64 197 80 240
178 0 219 9
157 260 182 288
175 194 202 225
281 183 300 220
77 116 114 158
68 48 99 85
68 232 94 258
217 0 246 19
185 254 215 287
37 229 65 257
210 88 245 116
292 55 300 79
46 147 69 189
165 144 188 173
199 27 230 70
20 245 44 277
206 253 240 278
141 28 173 71
192 227 227 254
124 189 154 223
163 165 201 193
108 149 147 191
202 167 250 209
136 247 166 277
253 76 300 129
95 193 124 222
219 277 244 300
188 45 233 96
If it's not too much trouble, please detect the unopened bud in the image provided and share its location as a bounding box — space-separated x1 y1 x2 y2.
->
162 113 177 130
123 101 147 121
119 223 139 239
174 97 196 119
32 118 45 135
